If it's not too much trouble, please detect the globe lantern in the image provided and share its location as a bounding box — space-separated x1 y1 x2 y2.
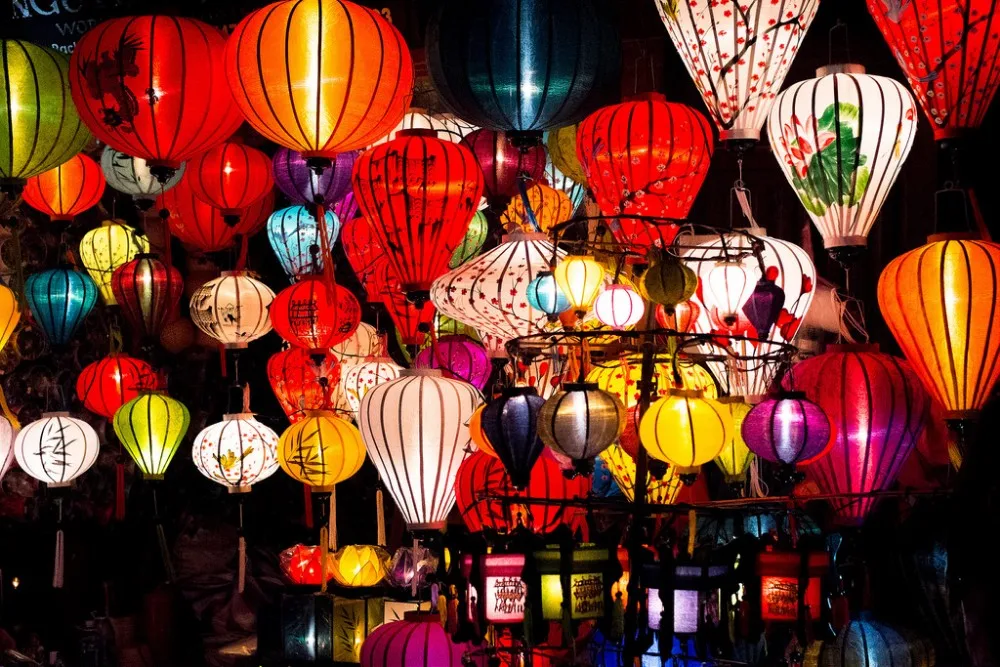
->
70 16 242 182
192 413 280 492
500 182 574 233
359 370 482 529
76 353 160 420
413 335 491 390
0 39 91 188
599 443 685 505
226 0 413 161
101 147 184 209
24 267 98 345
0 285 21 354
270 277 361 354
189 272 275 349
113 393 191 480
641 253 697 310
267 206 340 281
342 356 403 418
538 383 625 467
14 413 100 486
272 148 357 205
526 272 570 322
450 210 489 269
278 410 365 490
640 389 732 472
741 392 832 466
594 284 645 330
156 177 274 252
553 255 605 319
78 220 149 305
462 129 546 206
22 153 105 222
360 612 473 667
111 254 184 341
267 348 346 423
481 387 546 489
330 322 380 365
767 65 918 262
340 215 390 302
714 399 754 485
187 141 274 222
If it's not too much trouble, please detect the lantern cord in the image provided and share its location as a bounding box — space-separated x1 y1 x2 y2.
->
241 383 251 413
748 458 769 499
237 498 246 594
319 526 329 594
303 484 314 529
235 234 249 271
115 457 126 521
516 179 542 233
53 498 65 589
11 220 28 315
218 345 228 379
152 488 175 583
412 536 420 598
313 199 337 305
832 291 868 344
828 19 851 66
328 487 338 552
376 484 386 547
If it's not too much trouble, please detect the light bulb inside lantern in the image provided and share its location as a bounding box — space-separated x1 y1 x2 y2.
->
553 255 606 319
707 260 759 327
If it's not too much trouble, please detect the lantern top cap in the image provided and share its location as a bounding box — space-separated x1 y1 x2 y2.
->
503 232 549 243
223 412 256 421
668 388 704 399
401 368 443 378
562 382 600 392
220 270 249 278
395 128 440 139
817 64 866 76
625 91 668 104
927 232 981 243
302 409 340 419
716 395 747 405
42 411 72 418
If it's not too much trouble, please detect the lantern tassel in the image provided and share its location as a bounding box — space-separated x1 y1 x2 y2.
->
412 536 419 598
687 509 696 558
115 459 126 521
319 527 330 594
53 498 65 589
328 487 337 552
303 484 314 528
376 486 386 547
219 345 228 378
237 535 247 594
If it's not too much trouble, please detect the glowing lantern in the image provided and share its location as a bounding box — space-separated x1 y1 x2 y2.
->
640 389 732 471
267 348 346 423
482 554 527 623
70 17 242 182
111 254 184 341
538 383 624 466
14 413 100 486
757 549 828 621
187 141 274 221
500 182 574 233
341 216 389 302
450 210 489 269
113 393 191 480
0 285 20 353
278 410 365 490
78 220 148 305
481 387 546 489
270 277 361 354
76 353 160 420
599 444 684 505
553 255 606 319
330 545 390 587
380 272 436 347
360 612 472 667
462 129 546 206
655 300 700 333
544 157 586 213
352 129 484 303
707 260 761 327
192 413 279 492
189 272 275 349
413 335 491 390
22 154 105 222
658 0 819 142
280 544 336 585
468 405 496 457
330 322 380 364
359 370 482 529
767 65 918 261
536 545 607 620
226 0 413 160
267 206 340 281
642 253 697 310
155 177 273 253
594 284 645 330
343 357 403 418
272 148 356 205
546 124 587 184
741 393 831 466
101 147 184 209
714 399 754 485
24 267 98 345
526 272 570 322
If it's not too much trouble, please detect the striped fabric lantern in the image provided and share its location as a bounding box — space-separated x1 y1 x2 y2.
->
341 216 389 302
267 348 348 423
741 393 832 466
806 618 915 666
640 389 732 470
101 146 185 208
538 383 625 464
272 148 357 206
270 277 361 354
24 267 98 345
192 413 280 492
111 254 183 341
189 272 275 349
187 141 274 220
360 612 473 667
462 129 545 206
594 284 645 330
78 220 149 306
76 353 160 420
14 413 100 486
22 154 106 222
114 393 191 480
156 177 274 252
599 443 684 505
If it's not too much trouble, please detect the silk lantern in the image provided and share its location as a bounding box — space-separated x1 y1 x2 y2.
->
714 399 754 485
189 272 275 349
192 413 280 492
707 260 761 327
270 277 361 354
462 129 546 206
546 124 587 184
741 393 831 466
111 254 183 340
360 612 471 667
413 335 491 390
24 267 98 345
656 300 700 333
807 618 916 666
482 554 528 624
536 545 607 620
226 0 413 162
0 285 21 353
267 206 340 281
553 255 605 319
538 383 625 466
272 148 357 205
527 272 570 322
767 65 918 261
481 387 546 489
468 404 496 457
594 284 645 330
278 410 365 490
14 413 100 486
0 417 14 483
359 370 482 529
330 322 380 365
78 220 149 305
22 153 105 222
640 389 732 472
114 393 191 480
450 210 489 269
599 443 684 505
380 271 436 347
500 182 574 233
340 216 389 302
76 353 160 420
70 17 242 182
101 147 184 209
657 0 819 142
156 177 274 252
267 348 346 423
343 356 403 418
187 141 274 221
280 544 337 585
642 253 697 310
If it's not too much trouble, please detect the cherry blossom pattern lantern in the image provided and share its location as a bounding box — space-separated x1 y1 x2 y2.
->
462 129 546 207
155 177 274 253
270 277 361 355
342 356 403 418
741 392 831 467
111 254 184 341
192 413 280 492
657 0 819 143
481 387 547 489
22 153 105 222
594 284 645 330
267 348 346 423
187 141 274 222
114 393 191 480
14 413 100 486
23 267 98 345
267 206 340 281
767 65 918 263
189 272 275 349
330 322 380 365
538 383 625 468
359 369 482 530
640 389 733 473
101 147 185 210
272 148 357 205
70 16 242 182
360 612 472 667
413 335 491 390
76 353 160 420
278 410 365 490
78 220 149 305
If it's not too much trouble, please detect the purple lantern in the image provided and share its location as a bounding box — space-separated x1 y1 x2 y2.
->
741 392 831 465
743 278 785 338
413 334 491 390
360 612 478 667
272 148 357 205
332 191 359 223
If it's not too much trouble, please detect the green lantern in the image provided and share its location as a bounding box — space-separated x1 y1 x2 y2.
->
535 544 608 621
641 251 697 312
113 392 191 480
449 210 489 268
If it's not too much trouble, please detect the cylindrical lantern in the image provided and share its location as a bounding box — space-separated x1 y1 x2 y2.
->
187 141 274 220
189 271 275 349
594 284 645 330
24 267 98 345
78 220 149 305
192 413 280 492
22 153 105 222
462 129 546 206
111 254 184 340
267 348 346 423
413 335 491 390
640 389 732 470
270 277 361 354
267 206 341 281
500 182 574 233
0 285 21 354
14 412 100 486
481 386 546 489
553 255 606 318
342 356 403 417
741 392 832 466
359 369 482 529
272 148 356 206
360 612 472 667
526 272 570 321
714 399 754 484
113 393 191 480
156 177 273 252
101 147 185 208
538 383 625 465
481 554 528 624
278 410 365 490
76 353 160 420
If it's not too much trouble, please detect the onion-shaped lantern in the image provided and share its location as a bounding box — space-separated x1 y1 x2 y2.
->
526 272 570 322
462 129 546 207
594 284 645 330
714 399 754 485
267 348 346 423
76 353 160 420
546 124 587 185
78 220 148 306
413 335 491 390
359 370 482 529
270 277 361 354
330 322 380 365
450 210 489 269
640 389 732 472
538 383 625 467
553 255 605 319
267 206 340 281
187 141 274 222
500 182 574 233
278 410 365 490
0 285 21 354
192 413 280 492
156 177 274 253
360 612 473 667
741 392 831 466
642 253 697 310
111 254 183 341
22 154 105 222
340 215 389 302
598 444 685 505
189 272 275 349
24 267 98 345
101 147 184 209
481 386 546 489
271 148 357 206
113 393 191 480
343 356 403 418
14 413 100 486
655 300 700 333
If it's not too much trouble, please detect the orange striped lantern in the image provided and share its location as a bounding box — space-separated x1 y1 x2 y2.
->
22 154 105 222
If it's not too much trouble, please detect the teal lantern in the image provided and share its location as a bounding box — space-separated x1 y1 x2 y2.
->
267 205 341 281
24 267 98 345
526 271 569 322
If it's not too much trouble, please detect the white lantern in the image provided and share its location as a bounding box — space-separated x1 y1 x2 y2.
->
358 370 482 530
594 284 645 330
101 146 185 208
330 322 380 365
189 271 275 349
192 413 280 492
343 357 403 419
14 412 100 487
657 0 820 142
707 260 760 327
767 65 918 259
367 109 461 148
0 415 15 482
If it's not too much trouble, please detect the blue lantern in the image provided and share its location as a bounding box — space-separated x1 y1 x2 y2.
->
266 205 340 281
526 271 569 322
481 386 546 489
24 267 98 345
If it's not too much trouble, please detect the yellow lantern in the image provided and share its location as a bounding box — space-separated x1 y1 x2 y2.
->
78 220 149 305
500 182 574 233
330 545 390 587
599 443 684 505
713 398 754 484
113 392 191 480
553 255 606 319
639 389 732 472
278 410 365 491
0 285 20 353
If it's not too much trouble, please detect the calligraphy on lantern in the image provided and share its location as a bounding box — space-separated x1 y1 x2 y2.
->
484 576 526 623
571 574 604 618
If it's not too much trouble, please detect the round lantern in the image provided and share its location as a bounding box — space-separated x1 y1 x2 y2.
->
192 413 280 492
342 356 403 417
642 253 697 310
22 153 105 222
538 383 625 465
78 220 149 305
270 277 361 354
553 255 606 319
70 17 242 181
767 65 918 260
640 389 732 470
280 544 337 585
594 284 645 330
330 322 380 365
462 129 546 206
341 215 390 302
481 386 546 489
272 148 356 206
546 124 587 184
114 393 191 480
101 147 185 209
360 612 472 667
330 545 390 587
413 335 491 390
658 0 819 142
714 399 754 484
0 285 21 354
267 348 346 423
187 141 274 220
526 272 570 322
707 260 760 327
599 443 684 505
785 344 928 523
14 412 100 486
810 618 915 666
741 392 831 466
278 410 365 490
500 182 574 233
0 39 91 187
189 272 275 349
426 0 620 139
359 370 482 529
267 206 340 281
226 0 413 161
111 254 184 341
450 210 489 269
76 353 160 420
155 177 273 252
352 129 484 303
655 300 700 333
24 267 98 345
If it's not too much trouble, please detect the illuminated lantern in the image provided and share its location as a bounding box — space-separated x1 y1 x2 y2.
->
24 267 98 345
785 344 928 523
0 416 13 483
189 272 275 349
111 254 184 340
280 544 336 585
22 154 105 222
544 156 586 213
333 191 359 222
536 545 607 620
267 348 345 423
714 399 754 485
113 393 191 480
78 220 148 305
187 141 274 221
450 210 489 269
462 129 546 206
343 356 403 418
366 108 464 148
553 255 605 319
538 383 624 466
76 353 159 420
642 253 697 310
500 182 574 233
352 129 484 303
767 65 918 261
645 562 730 634
360 612 472 667
0 285 21 353
426 0 620 140
594 284 645 330
226 0 413 161
658 0 819 142
868 0 1000 140
272 148 356 205
655 301 700 332
468 404 496 457
156 177 273 252
413 335 491 390
809 618 915 666
546 124 587 185
526 272 570 322
757 549 829 622
70 17 242 182
14 413 100 486
481 387 546 489
707 260 761 327
359 370 482 529
192 413 279 492
330 545 390 587
577 94 714 253
267 206 340 281
270 277 361 354
639 389 732 471
599 444 684 505
330 322 380 365
741 392 831 466
380 272 436 347
878 236 1000 421
278 410 365 490
481 554 527 624
341 216 389 302
101 147 184 209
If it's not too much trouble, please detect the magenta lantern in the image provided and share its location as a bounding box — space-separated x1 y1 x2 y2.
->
463 129 545 207
360 612 475 667
413 334 491 390
741 393 831 466
272 148 357 206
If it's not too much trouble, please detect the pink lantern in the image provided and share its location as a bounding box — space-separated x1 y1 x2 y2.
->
360 612 475 667
594 284 645 330
413 334 491 390
741 393 831 466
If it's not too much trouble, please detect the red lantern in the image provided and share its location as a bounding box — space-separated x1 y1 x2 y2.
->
187 141 274 221
376 263 435 346
70 16 242 181
76 353 161 420
463 128 545 207
270 277 361 354
280 544 336 585
156 177 273 252
111 254 184 340
267 347 344 423
22 154 105 222
352 129 483 303
341 216 390 302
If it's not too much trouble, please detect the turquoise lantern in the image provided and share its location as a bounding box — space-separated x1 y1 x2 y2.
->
266 205 340 281
526 271 569 322
24 267 98 345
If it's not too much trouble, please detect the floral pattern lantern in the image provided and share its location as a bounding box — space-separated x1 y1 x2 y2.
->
270 277 361 354
78 220 149 306
76 353 160 420
193 413 279 492
343 357 403 418
101 147 185 209
267 206 341 282
22 153 105 222
330 322 380 365
189 272 275 349
24 267 98 345
114 393 191 480
14 413 100 486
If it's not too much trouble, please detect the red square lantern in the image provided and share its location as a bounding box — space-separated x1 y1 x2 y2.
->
757 550 829 622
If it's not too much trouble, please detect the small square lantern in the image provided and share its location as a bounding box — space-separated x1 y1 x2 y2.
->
281 594 334 661
482 553 527 623
332 596 384 663
535 544 608 621
644 562 730 633
757 550 830 622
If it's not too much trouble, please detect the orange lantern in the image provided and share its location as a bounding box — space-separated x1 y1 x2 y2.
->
22 154 105 222
500 181 574 233
187 141 273 222
156 177 273 252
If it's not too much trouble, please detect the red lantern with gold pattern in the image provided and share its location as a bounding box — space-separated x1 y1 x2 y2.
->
267 347 344 423
156 177 273 252
187 141 274 221
341 216 390 302
22 153 105 222
270 277 361 354
110 254 184 340
76 353 161 420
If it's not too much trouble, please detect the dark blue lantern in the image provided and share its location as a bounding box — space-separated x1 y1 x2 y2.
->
481 386 546 489
24 267 98 345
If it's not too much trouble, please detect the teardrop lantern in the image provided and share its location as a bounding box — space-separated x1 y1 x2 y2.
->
101 146 185 209
714 399 754 485
413 335 491 390
270 277 361 354
193 413 280 492
76 353 160 420
189 272 275 349
481 387 547 489
14 413 100 486
78 220 149 305
111 254 184 341
267 206 341 281
187 141 274 222
113 392 191 480
22 153 106 222
24 267 98 345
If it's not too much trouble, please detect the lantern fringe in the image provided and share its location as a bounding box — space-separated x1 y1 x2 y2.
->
303 484 314 528
328 487 337 552
748 458 769 498
376 487 386 546
319 527 330 594
237 535 247 594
